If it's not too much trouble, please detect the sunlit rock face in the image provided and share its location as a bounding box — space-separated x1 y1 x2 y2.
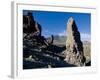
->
65 17 86 66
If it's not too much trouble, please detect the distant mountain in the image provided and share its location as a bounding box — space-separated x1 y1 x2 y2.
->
48 35 67 46
53 35 66 40
47 35 90 46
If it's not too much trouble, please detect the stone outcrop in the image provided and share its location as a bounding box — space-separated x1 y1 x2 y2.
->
65 17 86 66
23 12 54 47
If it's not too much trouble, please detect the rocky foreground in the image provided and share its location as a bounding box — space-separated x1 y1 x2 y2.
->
23 36 91 69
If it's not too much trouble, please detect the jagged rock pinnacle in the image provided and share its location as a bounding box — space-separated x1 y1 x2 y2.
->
65 17 86 66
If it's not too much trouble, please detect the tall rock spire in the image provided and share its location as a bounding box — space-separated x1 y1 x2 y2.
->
65 17 86 66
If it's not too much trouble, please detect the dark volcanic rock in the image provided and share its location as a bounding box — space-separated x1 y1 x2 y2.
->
65 17 86 66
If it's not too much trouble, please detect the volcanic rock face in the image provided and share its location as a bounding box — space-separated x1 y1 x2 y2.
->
65 17 86 66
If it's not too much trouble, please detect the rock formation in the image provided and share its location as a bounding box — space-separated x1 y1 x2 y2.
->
65 17 86 66
23 12 54 47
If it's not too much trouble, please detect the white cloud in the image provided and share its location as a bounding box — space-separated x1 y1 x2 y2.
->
58 31 91 41
44 29 90 41
58 30 66 36
80 33 91 41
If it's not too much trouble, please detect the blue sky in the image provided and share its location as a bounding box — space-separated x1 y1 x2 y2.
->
23 10 91 41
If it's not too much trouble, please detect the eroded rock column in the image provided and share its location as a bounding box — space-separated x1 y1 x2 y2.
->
65 17 86 66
